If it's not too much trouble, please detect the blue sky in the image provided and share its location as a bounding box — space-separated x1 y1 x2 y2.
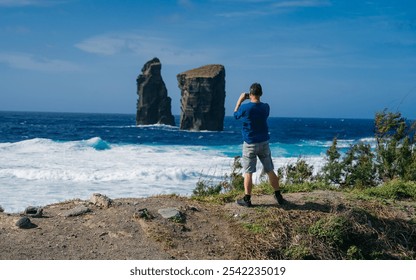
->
0 0 415 119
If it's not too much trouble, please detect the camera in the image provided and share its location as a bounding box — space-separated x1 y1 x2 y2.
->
244 93 250 99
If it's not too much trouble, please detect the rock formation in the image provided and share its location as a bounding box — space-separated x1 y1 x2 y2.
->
136 58 175 126
177 64 225 131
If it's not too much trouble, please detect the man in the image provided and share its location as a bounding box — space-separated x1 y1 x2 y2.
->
234 82 285 207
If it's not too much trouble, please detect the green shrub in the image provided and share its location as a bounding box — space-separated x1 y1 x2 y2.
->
284 245 313 260
278 157 314 185
374 110 415 181
243 222 265 234
252 181 274 195
346 245 364 260
192 156 243 202
192 180 222 197
222 156 244 192
361 180 416 200
319 110 415 189
321 138 344 185
342 142 376 188
309 216 351 247
320 139 377 188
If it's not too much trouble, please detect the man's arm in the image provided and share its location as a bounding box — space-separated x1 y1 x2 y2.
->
234 92 249 112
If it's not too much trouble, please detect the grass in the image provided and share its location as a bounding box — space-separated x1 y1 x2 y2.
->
236 197 415 259
359 180 416 200
189 151 416 259
308 216 351 247
192 175 416 259
242 222 266 234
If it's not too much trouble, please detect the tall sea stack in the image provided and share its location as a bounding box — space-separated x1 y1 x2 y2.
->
136 58 175 126
177 64 225 131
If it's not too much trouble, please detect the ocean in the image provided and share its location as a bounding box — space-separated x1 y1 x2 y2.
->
0 111 375 213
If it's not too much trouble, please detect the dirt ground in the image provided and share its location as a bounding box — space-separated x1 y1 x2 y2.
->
0 194 242 260
1 191 415 260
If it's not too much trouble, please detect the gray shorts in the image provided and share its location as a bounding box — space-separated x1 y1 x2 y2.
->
242 141 274 174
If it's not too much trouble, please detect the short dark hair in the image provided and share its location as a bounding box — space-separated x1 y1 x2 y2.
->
250 83 262 97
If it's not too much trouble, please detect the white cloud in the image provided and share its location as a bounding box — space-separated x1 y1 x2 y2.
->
0 52 79 71
272 0 331 8
216 0 331 17
217 9 270 18
75 32 219 66
75 36 126 56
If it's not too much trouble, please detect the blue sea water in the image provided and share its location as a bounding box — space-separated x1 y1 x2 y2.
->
0 111 375 213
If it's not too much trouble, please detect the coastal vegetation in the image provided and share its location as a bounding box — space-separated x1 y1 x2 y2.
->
192 110 416 259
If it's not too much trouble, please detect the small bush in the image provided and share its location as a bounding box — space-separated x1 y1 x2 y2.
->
192 156 244 201
192 181 222 197
342 142 377 188
321 137 344 185
243 222 265 234
278 157 314 185
346 245 364 260
319 110 415 189
375 110 415 182
309 216 351 247
252 181 274 195
284 245 313 260
222 156 244 192
360 180 416 200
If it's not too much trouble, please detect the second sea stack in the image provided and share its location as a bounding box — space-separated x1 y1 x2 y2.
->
177 64 226 131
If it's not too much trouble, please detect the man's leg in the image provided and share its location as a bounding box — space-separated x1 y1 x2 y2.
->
267 170 285 205
235 172 253 207
244 172 254 195
267 170 280 191
257 141 285 205
236 172 253 207
237 143 256 207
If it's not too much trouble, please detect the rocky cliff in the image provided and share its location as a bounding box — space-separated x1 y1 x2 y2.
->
136 58 175 126
177 64 225 131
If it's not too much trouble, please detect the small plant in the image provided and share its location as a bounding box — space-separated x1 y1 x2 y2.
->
243 222 265 234
318 110 415 189
360 179 416 200
309 216 351 247
342 142 376 188
226 156 244 192
321 137 344 186
192 180 222 197
284 244 312 260
192 156 244 203
278 157 314 185
374 110 415 182
169 212 186 224
320 139 377 188
346 245 364 260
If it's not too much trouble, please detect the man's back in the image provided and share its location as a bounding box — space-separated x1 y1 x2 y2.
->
234 102 270 144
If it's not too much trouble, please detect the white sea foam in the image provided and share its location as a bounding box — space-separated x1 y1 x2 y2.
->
0 138 231 212
0 137 327 213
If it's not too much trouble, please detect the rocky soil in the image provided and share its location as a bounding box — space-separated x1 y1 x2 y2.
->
1 191 415 260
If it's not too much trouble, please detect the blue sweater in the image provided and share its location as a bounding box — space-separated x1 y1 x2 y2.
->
234 102 270 144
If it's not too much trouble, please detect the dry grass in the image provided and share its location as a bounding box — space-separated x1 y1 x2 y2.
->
226 192 416 260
